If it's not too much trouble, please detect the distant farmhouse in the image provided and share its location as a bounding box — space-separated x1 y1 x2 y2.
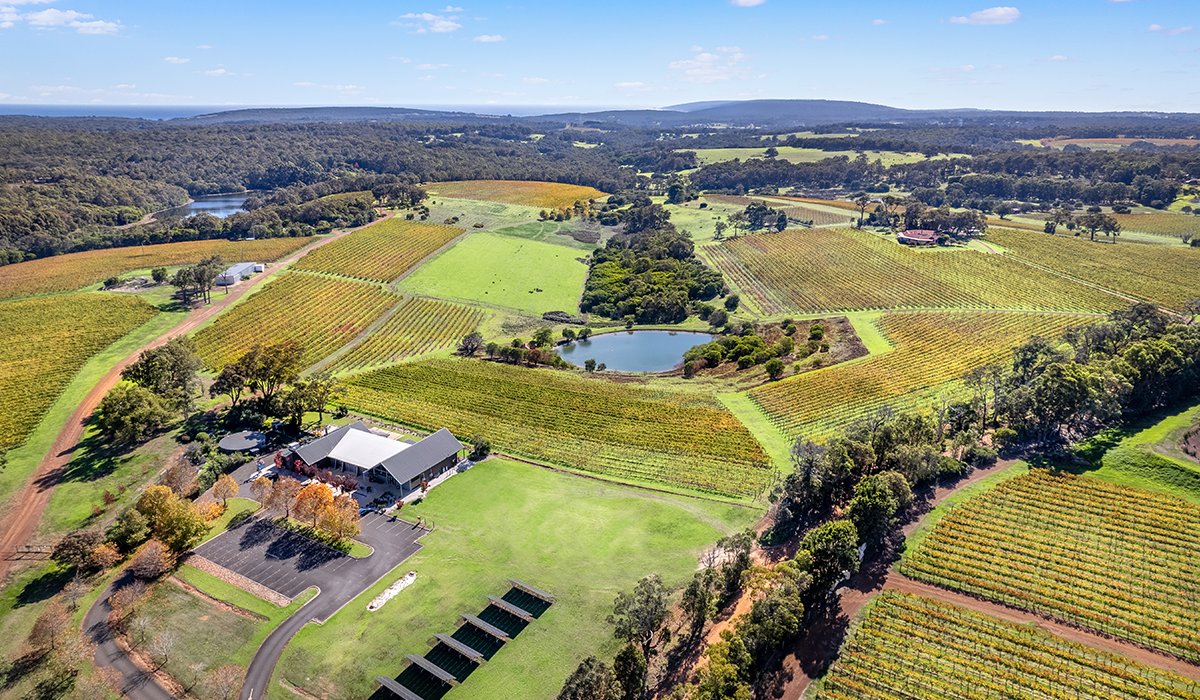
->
283 422 466 496
898 229 938 246
216 262 263 286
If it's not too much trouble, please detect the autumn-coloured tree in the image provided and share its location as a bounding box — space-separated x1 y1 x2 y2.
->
213 473 238 506
267 476 303 518
317 494 361 541
161 455 197 497
28 596 71 651
89 542 122 570
293 483 334 528
205 664 245 700
249 475 273 504
135 485 177 533
109 580 150 617
130 539 174 580
195 496 225 521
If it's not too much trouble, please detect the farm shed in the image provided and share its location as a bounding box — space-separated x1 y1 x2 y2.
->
897 229 937 246
216 262 258 286
291 421 466 496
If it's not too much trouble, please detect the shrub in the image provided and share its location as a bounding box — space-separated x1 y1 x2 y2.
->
764 358 785 380
992 427 1019 450
938 456 969 479
963 444 998 467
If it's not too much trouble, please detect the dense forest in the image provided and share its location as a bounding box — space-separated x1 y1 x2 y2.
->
2 115 1199 263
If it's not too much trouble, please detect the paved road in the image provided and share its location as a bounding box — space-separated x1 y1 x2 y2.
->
85 572 177 700
84 511 428 700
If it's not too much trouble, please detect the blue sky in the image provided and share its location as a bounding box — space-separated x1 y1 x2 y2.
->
1 0 1197 113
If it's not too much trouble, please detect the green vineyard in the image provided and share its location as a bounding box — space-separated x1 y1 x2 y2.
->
0 293 159 447
989 228 1200 311
330 297 486 373
341 358 773 497
815 590 1200 700
748 311 1082 437
292 218 463 283
704 227 1126 316
194 272 399 370
902 470 1200 661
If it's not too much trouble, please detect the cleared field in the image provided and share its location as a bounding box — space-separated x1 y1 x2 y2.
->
748 311 1081 437
397 232 588 316
423 180 608 209
704 228 1126 316
330 297 487 373
0 237 312 301
815 590 1200 700
342 358 774 497
1113 213 1200 237
989 228 1200 311
0 293 158 448
903 470 1200 661
194 272 398 370
274 459 756 700
683 148 967 166
292 219 463 283
701 195 853 227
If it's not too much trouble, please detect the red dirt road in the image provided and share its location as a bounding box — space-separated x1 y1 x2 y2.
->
0 214 390 583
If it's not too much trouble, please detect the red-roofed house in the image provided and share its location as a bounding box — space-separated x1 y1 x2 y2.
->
898 229 938 246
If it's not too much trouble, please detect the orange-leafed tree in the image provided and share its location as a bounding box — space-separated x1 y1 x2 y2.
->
293 482 334 528
267 476 304 518
213 473 238 506
249 475 273 504
318 494 361 541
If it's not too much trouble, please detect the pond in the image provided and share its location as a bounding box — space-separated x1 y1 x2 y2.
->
158 193 251 220
556 330 715 373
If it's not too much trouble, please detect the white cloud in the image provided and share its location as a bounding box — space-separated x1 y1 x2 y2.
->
417 75 434 81
729 0 766 6
442 5 463 10
17 7 122 33
416 63 449 70
391 56 413 63
810 34 829 40
113 83 135 88
1149 24 1193 36
164 56 190 64
473 34 503 41
615 81 645 88
201 68 241 76
72 20 119 34
522 76 552 84
872 19 889 26
25 8 85 24
394 11 462 33
668 49 755 83
949 7 1021 25
1049 55 1075 61
196 44 212 49
715 45 741 52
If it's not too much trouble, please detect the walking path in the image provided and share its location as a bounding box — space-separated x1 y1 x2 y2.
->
0 213 392 585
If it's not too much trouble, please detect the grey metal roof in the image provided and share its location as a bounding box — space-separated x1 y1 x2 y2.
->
375 677 423 700
486 595 532 621
378 428 465 485
405 655 456 684
508 578 554 602
460 614 510 641
292 421 373 465
221 262 257 277
433 634 484 663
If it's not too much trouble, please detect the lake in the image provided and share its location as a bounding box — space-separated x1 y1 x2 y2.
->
556 330 715 373
158 193 251 220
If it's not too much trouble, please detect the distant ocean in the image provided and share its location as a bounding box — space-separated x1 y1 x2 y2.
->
0 104 627 120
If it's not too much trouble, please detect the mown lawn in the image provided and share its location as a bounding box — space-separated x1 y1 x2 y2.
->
269 458 758 700
397 232 587 316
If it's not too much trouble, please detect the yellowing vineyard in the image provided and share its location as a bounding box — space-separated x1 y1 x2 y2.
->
292 219 463 283
342 358 773 497
194 272 399 370
0 237 312 301
704 228 1126 316
816 590 1200 700
748 311 1083 437
1114 213 1200 237
989 228 1200 311
0 293 158 448
423 180 608 209
903 470 1200 661
330 298 486 373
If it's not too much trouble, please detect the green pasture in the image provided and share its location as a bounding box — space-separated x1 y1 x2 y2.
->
269 458 757 700
416 198 544 233
1055 400 1200 505
682 147 969 167
490 220 602 251
397 232 588 316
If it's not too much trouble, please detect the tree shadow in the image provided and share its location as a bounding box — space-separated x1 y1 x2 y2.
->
51 428 140 486
0 650 49 693
14 567 73 608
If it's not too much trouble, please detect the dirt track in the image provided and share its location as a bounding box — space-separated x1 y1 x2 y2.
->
0 214 390 583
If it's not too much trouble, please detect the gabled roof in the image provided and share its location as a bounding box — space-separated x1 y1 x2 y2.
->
293 421 374 465
378 428 465 485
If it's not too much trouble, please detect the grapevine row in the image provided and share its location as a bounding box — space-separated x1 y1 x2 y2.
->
331 297 486 372
292 219 463 283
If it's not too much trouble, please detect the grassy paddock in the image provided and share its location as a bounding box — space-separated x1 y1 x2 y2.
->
270 459 757 700
397 232 588 316
423 181 607 209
